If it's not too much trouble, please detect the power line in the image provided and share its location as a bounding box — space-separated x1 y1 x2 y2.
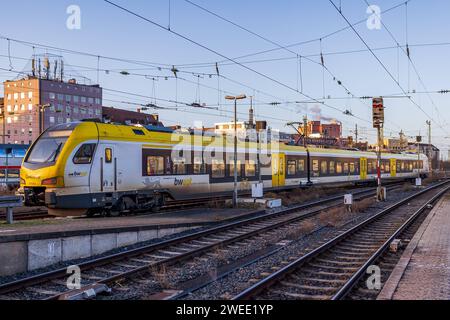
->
328 0 448 137
103 0 371 128
363 0 449 129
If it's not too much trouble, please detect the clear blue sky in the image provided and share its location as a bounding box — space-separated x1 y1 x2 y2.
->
1 0 450 156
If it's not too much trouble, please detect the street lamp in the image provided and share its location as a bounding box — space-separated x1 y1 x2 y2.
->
38 104 52 134
225 94 247 208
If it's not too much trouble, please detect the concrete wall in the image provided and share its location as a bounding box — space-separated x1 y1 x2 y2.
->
0 226 196 277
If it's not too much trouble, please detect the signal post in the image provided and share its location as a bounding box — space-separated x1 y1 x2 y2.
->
373 97 386 202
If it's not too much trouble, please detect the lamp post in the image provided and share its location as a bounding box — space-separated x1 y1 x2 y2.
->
38 104 52 134
225 94 247 208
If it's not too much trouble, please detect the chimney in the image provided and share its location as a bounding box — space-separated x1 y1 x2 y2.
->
32 58 36 77
249 97 254 127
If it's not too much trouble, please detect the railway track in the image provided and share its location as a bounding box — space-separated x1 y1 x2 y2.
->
0 210 51 222
232 180 449 300
0 184 393 300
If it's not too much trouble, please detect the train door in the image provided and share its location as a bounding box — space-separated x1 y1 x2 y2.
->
272 153 286 187
100 145 116 192
390 159 397 177
360 158 368 180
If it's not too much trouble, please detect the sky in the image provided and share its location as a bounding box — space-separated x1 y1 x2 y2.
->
1 0 450 158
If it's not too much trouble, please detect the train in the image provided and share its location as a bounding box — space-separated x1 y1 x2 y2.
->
0 144 29 187
18 121 429 217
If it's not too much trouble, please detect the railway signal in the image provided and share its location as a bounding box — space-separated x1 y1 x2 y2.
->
373 97 385 201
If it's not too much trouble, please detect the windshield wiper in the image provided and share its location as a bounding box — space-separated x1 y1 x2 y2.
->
44 142 63 163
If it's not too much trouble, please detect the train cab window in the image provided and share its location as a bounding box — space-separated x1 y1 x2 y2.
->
321 161 328 174
173 158 186 175
329 161 335 174
212 159 225 178
245 160 256 177
147 156 165 175
229 160 242 177
298 160 305 172
193 156 205 174
336 162 343 174
105 148 113 163
73 144 96 164
287 160 296 176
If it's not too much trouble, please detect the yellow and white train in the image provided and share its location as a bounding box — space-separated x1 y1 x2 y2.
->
18 121 429 216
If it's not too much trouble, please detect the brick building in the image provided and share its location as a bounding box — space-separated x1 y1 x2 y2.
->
304 120 342 139
2 77 102 145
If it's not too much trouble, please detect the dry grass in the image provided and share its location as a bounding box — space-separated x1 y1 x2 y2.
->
151 265 173 289
315 198 374 228
402 182 414 192
285 220 317 240
274 187 343 206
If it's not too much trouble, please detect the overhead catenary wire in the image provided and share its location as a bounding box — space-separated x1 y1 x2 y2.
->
102 0 373 127
328 0 449 138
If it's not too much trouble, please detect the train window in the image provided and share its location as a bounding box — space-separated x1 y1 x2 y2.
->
336 162 343 174
193 156 204 174
349 163 355 174
287 160 296 176
0 169 5 178
105 148 113 163
321 161 328 174
245 160 256 177
212 159 225 178
397 162 401 172
386 163 390 172
312 160 319 172
298 160 305 172
173 158 186 175
147 156 164 175
329 161 335 174
7 169 20 179
401 162 405 171
368 161 373 173
229 160 242 177
409 163 413 171
343 163 349 174
73 144 96 164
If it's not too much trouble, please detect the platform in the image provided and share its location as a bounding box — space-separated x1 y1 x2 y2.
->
378 192 450 300
0 207 265 276
0 207 263 241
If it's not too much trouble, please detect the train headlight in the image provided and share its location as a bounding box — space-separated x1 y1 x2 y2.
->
41 177 64 187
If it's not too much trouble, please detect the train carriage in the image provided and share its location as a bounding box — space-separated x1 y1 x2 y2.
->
18 121 429 217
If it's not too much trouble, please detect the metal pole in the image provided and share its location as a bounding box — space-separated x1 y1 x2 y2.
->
427 120 432 173
376 126 382 201
233 99 238 208
6 207 13 224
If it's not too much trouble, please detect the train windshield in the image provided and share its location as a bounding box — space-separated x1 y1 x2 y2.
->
25 130 72 164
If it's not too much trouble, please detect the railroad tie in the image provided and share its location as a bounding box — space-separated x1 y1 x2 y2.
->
27 287 61 296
